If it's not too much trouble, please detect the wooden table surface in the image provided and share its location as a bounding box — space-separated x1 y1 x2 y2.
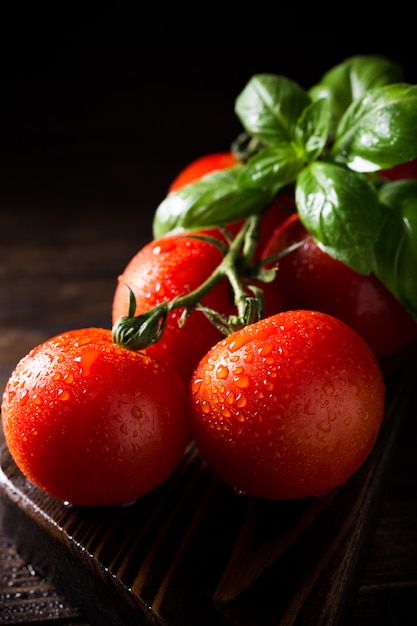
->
0 38 417 624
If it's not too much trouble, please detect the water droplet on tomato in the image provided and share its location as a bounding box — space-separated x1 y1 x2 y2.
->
317 420 331 433
235 393 247 408
191 378 202 393
225 390 235 405
258 343 273 356
131 405 142 419
229 334 250 352
220 405 231 418
322 382 335 396
58 389 71 402
244 351 254 363
233 374 250 389
216 365 229 379
75 350 99 377
233 487 246 497
201 400 210 414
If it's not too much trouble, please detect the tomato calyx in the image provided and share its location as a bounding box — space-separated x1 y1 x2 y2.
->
112 216 277 351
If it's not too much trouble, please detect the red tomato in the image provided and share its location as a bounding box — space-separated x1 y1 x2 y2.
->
261 213 417 360
112 232 283 385
112 232 236 385
169 152 241 192
1 327 189 507
189 310 385 500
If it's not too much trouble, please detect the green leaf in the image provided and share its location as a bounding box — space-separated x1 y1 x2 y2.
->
294 97 330 161
296 162 385 274
236 143 305 193
332 83 417 171
309 54 404 135
374 180 417 317
152 166 272 238
234 74 311 144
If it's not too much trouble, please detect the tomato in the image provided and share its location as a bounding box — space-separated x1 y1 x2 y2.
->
189 310 385 500
168 152 241 192
261 213 417 360
112 232 236 385
1 327 189 507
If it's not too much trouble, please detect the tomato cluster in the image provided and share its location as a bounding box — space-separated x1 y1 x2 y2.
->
2 151 415 507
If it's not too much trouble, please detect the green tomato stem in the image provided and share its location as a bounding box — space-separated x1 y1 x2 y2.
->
112 216 267 351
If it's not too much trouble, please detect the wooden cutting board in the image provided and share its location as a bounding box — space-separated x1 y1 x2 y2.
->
0 352 415 626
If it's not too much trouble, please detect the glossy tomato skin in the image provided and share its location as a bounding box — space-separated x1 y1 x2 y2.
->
169 152 241 192
261 213 417 360
1 327 190 507
189 310 385 500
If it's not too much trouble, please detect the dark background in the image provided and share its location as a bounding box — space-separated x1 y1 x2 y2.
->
0 7 415 236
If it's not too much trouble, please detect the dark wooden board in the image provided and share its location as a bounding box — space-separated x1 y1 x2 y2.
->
0 354 415 626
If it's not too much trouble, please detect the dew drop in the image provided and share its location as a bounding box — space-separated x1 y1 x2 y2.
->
317 420 331 433
216 365 229 380
220 406 231 418
131 405 142 419
19 391 29 406
322 382 335 396
243 351 254 363
259 343 273 356
233 374 250 389
225 390 235 405
191 378 202 393
58 389 71 402
229 334 249 352
235 393 247 408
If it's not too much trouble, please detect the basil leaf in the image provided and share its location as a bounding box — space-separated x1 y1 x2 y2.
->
296 162 384 274
234 74 311 144
236 143 305 193
309 54 404 135
153 166 272 238
332 83 417 171
374 180 417 317
295 97 329 161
